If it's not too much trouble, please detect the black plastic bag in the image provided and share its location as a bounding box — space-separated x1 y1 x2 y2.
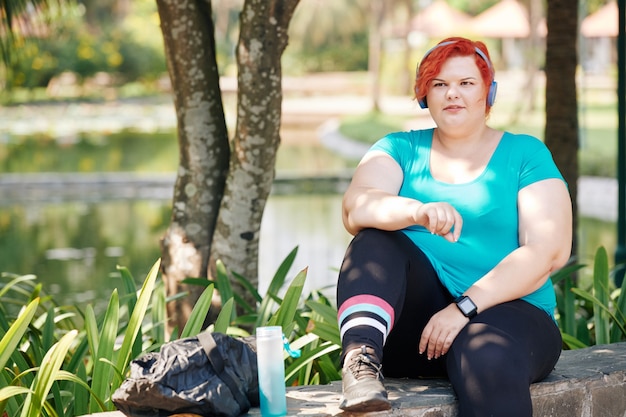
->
112 331 259 417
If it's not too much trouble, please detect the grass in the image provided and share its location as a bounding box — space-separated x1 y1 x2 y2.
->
338 111 414 145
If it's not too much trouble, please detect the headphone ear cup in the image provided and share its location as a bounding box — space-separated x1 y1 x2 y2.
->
415 85 428 108
487 81 498 106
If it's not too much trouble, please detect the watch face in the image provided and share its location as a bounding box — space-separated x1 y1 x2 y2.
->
458 297 476 314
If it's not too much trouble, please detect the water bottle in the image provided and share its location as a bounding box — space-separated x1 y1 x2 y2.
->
256 326 287 417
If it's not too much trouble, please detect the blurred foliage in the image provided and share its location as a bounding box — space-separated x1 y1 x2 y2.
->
285 0 369 73
2 0 165 90
0 0 617 98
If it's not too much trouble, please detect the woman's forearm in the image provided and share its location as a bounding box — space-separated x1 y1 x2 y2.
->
464 241 571 314
342 188 423 235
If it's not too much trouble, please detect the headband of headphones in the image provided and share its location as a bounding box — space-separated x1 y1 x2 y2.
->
415 40 498 109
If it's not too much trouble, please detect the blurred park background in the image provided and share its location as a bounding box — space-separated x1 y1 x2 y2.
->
0 0 621 310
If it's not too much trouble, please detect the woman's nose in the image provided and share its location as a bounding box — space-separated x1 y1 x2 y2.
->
446 85 459 99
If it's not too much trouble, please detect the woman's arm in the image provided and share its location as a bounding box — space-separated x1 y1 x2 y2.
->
419 178 572 359
464 177 573 311
342 151 463 240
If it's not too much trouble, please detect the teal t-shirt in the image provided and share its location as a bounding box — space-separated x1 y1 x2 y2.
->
368 128 565 318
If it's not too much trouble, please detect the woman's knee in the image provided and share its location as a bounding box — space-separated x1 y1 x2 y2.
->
448 322 527 382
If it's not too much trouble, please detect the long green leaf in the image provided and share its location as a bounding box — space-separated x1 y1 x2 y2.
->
0 386 31 401
84 304 99 368
71 360 90 416
315 352 342 381
285 342 340 381
89 290 120 413
268 268 307 331
592 247 611 344
611 272 626 341
0 273 37 297
563 276 577 337
550 263 585 286
181 277 211 288
307 321 341 347
305 300 339 327
268 247 299 297
289 333 319 352
55 370 107 412
151 280 167 345
560 331 588 349
571 288 626 338
42 307 56 353
181 284 214 338
115 259 161 384
117 266 139 309
0 298 39 372
23 329 78 417
213 298 234 334
255 247 299 328
232 270 262 303
215 261 234 310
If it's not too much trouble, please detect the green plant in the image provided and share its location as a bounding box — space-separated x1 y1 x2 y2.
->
0 247 342 416
554 246 626 349
0 259 222 416
185 246 342 386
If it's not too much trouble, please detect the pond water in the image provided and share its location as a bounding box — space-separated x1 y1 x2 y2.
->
0 127 619 311
0 193 352 308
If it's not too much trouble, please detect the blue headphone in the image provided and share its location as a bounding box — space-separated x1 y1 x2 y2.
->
416 41 498 109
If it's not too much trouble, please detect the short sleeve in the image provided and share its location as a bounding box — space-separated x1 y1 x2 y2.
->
517 135 565 189
367 130 430 170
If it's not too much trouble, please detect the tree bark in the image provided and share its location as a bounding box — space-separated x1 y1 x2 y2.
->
210 0 299 305
545 0 579 253
157 0 230 334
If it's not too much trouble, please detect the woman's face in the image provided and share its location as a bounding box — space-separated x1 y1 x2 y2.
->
426 55 487 128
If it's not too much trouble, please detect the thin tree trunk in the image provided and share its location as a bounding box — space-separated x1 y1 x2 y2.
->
157 0 230 334
210 0 300 306
545 0 578 253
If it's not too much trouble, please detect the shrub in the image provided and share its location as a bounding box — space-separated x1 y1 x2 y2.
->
0 247 341 415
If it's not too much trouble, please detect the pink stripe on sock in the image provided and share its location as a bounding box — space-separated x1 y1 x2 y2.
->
338 294 395 329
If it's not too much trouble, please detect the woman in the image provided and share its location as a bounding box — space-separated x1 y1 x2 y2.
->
336 37 572 416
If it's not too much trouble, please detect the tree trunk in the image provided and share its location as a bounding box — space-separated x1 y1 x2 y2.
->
210 0 299 306
544 0 579 253
157 0 230 334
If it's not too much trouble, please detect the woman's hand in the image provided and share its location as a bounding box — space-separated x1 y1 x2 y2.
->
415 202 463 242
418 304 468 360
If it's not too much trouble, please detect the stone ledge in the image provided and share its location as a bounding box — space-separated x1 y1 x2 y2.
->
244 342 626 417
82 342 626 417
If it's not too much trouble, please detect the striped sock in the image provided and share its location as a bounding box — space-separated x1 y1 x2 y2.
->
338 294 395 350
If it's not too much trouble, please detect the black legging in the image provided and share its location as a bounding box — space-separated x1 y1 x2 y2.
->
337 228 562 417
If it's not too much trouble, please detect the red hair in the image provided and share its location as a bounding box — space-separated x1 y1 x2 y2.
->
414 37 495 112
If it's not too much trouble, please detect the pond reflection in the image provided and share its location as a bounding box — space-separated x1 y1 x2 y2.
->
0 194 351 311
0 201 169 309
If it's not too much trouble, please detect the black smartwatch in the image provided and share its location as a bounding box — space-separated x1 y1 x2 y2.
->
455 295 478 319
